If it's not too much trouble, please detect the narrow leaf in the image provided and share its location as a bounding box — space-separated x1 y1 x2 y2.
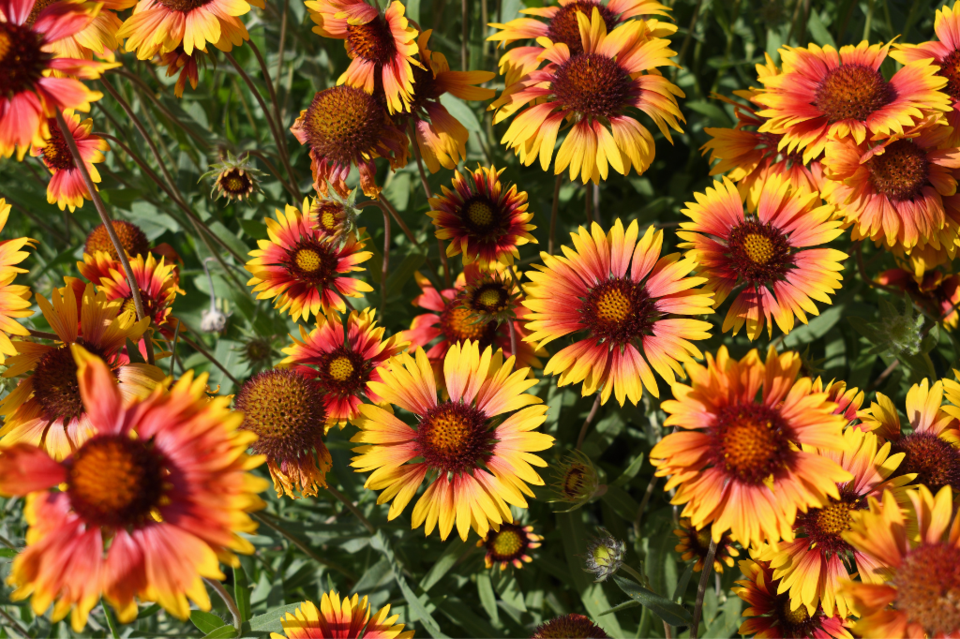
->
612 575 692 627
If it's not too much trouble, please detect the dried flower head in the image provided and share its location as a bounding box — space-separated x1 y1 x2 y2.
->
201 151 262 202
584 528 625 583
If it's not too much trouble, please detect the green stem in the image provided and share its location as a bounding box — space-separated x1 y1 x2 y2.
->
690 537 718 639
204 577 242 633
102 603 121 639
252 512 357 580
327 485 376 534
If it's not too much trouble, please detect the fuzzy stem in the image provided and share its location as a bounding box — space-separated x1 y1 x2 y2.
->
179 333 240 387
204 577 241 633
690 537 718 638
54 110 155 366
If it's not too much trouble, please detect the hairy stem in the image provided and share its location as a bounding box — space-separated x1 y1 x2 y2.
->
204 577 242 633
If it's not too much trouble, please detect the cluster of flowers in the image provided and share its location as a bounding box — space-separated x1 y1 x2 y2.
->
2 0 960 636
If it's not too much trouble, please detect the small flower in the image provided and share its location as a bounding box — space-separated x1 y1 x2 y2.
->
31 111 108 212
531 614 609 639
674 518 739 574
428 165 536 268
201 150 262 202
235 369 332 499
584 527 625 582
478 523 542 570
311 187 361 242
90 253 183 338
156 46 205 98
455 268 523 325
271 591 414 639
548 448 604 510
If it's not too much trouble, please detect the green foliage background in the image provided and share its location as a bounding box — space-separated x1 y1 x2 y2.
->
0 0 952 637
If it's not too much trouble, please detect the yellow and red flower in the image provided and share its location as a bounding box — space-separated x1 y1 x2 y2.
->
399 30 495 172
351 341 554 541
428 166 536 268
235 368 332 499
305 0 421 115
756 428 914 618
814 377 864 425
0 282 165 460
272 591 414 639
403 267 544 376
92 252 183 338
0 199 35 363
878 267 960 330
734 559 852 639
118 0 264 58
893 1 960 146
679 175 847 340
822 123 960 254
31 110 107 212
674 518 739 574
650 346 851 548
492 9 684 183
30 0 135 62
0 346 268 631
478 522 542 570
755 41 950 164
290 86 409 198
842 486 960 639
156 46 204 98
281 307 408 429
245 199 373 322
0 0 118 159
523 220 713 405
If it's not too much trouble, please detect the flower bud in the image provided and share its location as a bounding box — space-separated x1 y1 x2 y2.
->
584 528 625 583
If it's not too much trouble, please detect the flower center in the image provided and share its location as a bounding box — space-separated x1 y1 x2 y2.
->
346 17 397 63
813 63 896 123
415 401 493 475
0 22 48 96
713 403 792 484
795 496 859 556
896 543 960 636
25 0 57 24
67 434 166 529
155 0 214 11
467 201 496 228
328 356 355 381
314 202 343 234
459 195 503 236
866 139 929 201
490 526 525 558
309 348 366 396
41 124 74 171
85 220 150 260
440 305 498 345
32 345 105 424
479 288 504 309
287 240 338 286
727 220 792 284
295 248 323 272
939 49 960 102
560 462 589 500
235 369 327 461
219 168 252 197
546 1 618 55
892 431 960 492
781 599 810 627
302 86 385 165
580 278 656 345
551 53 631 120
468 282 511 315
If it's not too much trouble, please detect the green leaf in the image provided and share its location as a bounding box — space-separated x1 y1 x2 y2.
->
807 10 836 47
419 539 471 592
245 603 302 633
233 565 250 623
239 218 268 241
610 453 645 488
439 94 482 133
601 484 641 521
203 626 239 639
477 571 499 625
672 563 695 603
612 575 692 627
207 221 250 259
370 531 449 638
684 100 733 127
191 610 227 634
0 548 17 558
598 600 642 616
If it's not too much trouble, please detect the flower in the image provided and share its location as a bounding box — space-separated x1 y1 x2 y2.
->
734 559 852 639
351 341 554 541
488 0 673 85
523 220 714 405
548 448 603 509
701 55 824 209
30 110 108 212
281 307 408 429
492 9 684 183
235 331 282 374
755 428 914 618
156 45 204 98
754 41 950 164
478 522 542 570
0 0 118 159
91 252 183 338
842 486 960 638
200 150 261 201
0 345 268 631
861 379 960 492
311 189 361 242
234 369 331 499
399 30 495 172
0 199 35 364
0 281 164 460
878 267 960 330
649 346 851 548
674 518 739 573
679 175 846 340
531 614 609 639
84 219 150 262
118 0 264 58
290 85 409 198
304 0 421 115
814 377 864 425
821 123 960 253
403 269 544 376
893 1 960 146
36 0 135 61
584 527 625 582
427 165 536 268
271 591 414 639
245 199 373 322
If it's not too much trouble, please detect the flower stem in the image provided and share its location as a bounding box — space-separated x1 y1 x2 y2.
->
179 332 240 387
326 485 376 534
252 512 357 580
54 109 155 366
620 563 646 584
0 607 29 639
690 537 718 638
548 174 563 256
575 394 603 449
204 577 241 633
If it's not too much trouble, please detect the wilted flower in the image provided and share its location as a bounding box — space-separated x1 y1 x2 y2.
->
584 527 625 583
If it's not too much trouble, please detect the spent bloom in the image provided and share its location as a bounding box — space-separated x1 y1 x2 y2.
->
583 527 625 582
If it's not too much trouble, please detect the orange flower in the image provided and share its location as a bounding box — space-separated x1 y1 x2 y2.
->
118 0 264 58
31 110 108 212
